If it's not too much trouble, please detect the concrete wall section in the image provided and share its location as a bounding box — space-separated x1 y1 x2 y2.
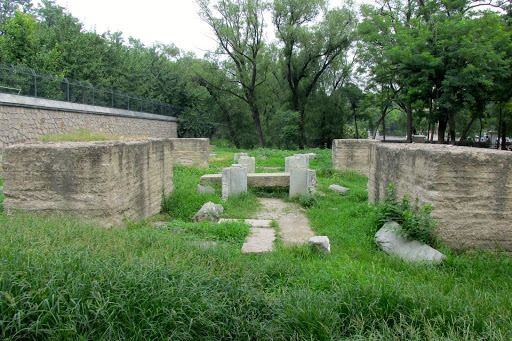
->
0 93 178 169
332 139 380 176
368 143 512 251
170 138 210 168
3 139 174 227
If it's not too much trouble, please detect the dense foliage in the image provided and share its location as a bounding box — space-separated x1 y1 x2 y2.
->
1 0 512 147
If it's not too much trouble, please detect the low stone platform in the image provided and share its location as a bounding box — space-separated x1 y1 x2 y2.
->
200 172 290 188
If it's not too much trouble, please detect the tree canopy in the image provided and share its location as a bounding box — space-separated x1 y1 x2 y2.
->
1 0 511 148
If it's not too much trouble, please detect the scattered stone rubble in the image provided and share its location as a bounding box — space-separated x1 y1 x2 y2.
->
375 221 445 263
191 202 224 222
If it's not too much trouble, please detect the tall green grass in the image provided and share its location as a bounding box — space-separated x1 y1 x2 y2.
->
0 147 511 339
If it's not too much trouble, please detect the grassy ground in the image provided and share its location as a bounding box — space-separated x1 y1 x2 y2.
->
0 147 511 340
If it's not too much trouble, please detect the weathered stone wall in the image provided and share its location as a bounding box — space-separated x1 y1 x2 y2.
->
3 139 174 227
0 93 178 170
332 139 380 176
368 143 512 251
170 138 210 168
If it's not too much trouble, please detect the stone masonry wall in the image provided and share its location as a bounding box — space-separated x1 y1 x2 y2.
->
368 143 512 251
0 94 178 170
3 139 174 228
170 138 210 168
332 139 380 176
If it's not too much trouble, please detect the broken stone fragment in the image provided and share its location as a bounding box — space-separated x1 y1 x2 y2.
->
191 202 224 222
308 236 331 254
328 184 350 194
197 184 215 194
375 221 445 263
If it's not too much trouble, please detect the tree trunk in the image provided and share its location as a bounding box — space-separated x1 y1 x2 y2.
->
501 121 507 150
299 108 305 149
448 112 456 145
249 103 265 148
497 105 503 150
373 116 383 139
479 117 483 141
461 115 477 141
430 122 435 142
438 118 447 144
406 102 413 143
354 112 359 139
383 115 386 141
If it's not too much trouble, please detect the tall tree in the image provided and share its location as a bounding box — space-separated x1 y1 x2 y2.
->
272 0 356 148
197 0 268 147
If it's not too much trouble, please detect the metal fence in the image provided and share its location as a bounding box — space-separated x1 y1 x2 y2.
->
0 62 182 118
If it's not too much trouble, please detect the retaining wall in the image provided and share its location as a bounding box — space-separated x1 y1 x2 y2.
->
0 93 178 170
3 138 174 227
171 138 210 168
332 139 380 176
368 143 512 251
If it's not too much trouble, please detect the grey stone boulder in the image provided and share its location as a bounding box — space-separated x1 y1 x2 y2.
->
375 221 445 263
329 184 350 194
192 202 224 222
308 236 331 254
197 184 215 194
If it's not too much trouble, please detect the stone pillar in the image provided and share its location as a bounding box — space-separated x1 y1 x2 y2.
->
234 152 248 162
222 164 248 200
238 156 256 173
289 168 316 197
285 155 309 172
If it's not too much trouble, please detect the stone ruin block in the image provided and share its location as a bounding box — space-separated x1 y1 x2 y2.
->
368 143 512 251
170 138 210 168
412 135 426 143
234 152 248 162
222 164 248 200
238 156 256 173
289 168 316 197
3 138 174 227
331 139 380 176
285 154 309 173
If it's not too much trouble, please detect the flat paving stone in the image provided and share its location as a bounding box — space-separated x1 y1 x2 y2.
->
242 227 276 253
218 218 272 227
329 184 350 194
254 198 315 246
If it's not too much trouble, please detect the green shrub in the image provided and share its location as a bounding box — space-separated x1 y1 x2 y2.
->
296 194 317 208
374 183 437 246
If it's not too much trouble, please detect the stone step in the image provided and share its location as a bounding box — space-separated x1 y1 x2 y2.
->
200 172 290 188
241 227 276 253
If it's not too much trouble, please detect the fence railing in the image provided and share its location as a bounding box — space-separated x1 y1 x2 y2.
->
0 62 182 118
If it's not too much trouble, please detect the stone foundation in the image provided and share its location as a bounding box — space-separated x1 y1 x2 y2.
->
3 138 174 227
170 138 210 168
368 143 512 251
332 139 380 176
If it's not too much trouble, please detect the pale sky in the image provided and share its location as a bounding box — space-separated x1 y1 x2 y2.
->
32 0 359 58
36 0 218 57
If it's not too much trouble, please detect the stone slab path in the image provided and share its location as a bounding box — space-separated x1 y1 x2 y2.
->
219 219 276 253
219 198 315 253
253 198 315 246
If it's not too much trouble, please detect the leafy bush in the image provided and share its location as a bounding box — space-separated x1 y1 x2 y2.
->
374 183 437 246
296 194 317 208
